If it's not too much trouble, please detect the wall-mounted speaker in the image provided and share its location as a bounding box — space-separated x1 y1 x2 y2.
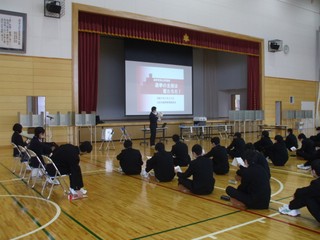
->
44 0 65 18
46 1 61 14
268 39 283 52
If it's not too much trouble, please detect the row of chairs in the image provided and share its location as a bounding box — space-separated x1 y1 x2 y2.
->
11 143 68 199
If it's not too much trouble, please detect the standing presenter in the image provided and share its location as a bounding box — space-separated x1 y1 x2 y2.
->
149 106 159 148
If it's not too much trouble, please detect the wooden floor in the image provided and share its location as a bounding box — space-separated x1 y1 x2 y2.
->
1 132 320 239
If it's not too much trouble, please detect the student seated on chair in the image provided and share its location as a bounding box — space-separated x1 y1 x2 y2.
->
279 159 320 222
145 142 175 182
29 127 57 168
171 134 191 167
11 123 28 157
203 137 229 175
46 141 92 195
226 149 271 209
177 144 215 195
116 140 143 175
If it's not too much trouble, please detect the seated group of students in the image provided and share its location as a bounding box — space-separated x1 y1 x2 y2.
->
117 131 320 223
11 123 92 196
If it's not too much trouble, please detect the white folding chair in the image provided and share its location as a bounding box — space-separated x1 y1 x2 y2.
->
119 127 131 142
42 155 68 199
17 145 32 178
26 149 47 189
99 128 115 150
11 143 22 173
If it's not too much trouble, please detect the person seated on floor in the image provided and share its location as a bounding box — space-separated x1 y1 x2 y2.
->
296 133 316 170
238 143 270 180
285 128 298 152
310 127 320 147
177 144 215 195
203 137 229 175
279 159 320 223
11 123 28 157
171 134 191 167
226 149 271 209
46 141 92 195
28 127 57 168
116 140 143 175
253 130 273 157
267 135 289 166
227 132 246 159
145 142 175 182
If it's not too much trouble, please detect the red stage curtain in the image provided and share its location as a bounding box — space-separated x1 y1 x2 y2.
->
247 56 260 110
79 12 260 55
78 31 100 113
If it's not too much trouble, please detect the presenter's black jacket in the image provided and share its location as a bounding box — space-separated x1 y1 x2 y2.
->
117 148 143 174
177 156 215 195
29 136 52 168
227 138 246 158
268 142 289 166
237 164 271 209
203 145 229 175
171 141 191 166
149 112 158 129
146 151 175 182
285 133 298 150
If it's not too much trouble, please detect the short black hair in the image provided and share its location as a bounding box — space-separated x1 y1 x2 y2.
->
311 159 320 176
151 106 157 111
172 134 180 143
79 141 93 153
13 123 23 133
211 137 220 145
243 149 257 165
192 144 202 156
274 135 284 142
316 127 320 131
234 132 241 138
123 140 132 148
34 127 45 137
155 142 165 152
262 130 269 137
287 128 293 134
298 133 306 140
244 143 255 150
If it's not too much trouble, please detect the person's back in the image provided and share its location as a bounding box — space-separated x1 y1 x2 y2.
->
227 132 246 158
254 151 271 179
146 143 175 182
203 137 229 175
188 156 214 194
171 135 191 166
51 144 79 171
117 140 143 175
285 130 298 150
240 163 271 209
269 136 289 166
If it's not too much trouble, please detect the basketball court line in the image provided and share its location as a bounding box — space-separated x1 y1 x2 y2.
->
0 182 59 240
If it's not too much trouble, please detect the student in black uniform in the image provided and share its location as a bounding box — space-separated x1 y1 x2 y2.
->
117 140 143 175
11 123 28 156
296 133 316 170
171 134 191 166
149 106 158 147
254 130 273 157
46 141 92 195
203 137 229 175
285 128 298 151
177 144 215 195
268 135 289 166
226 149 271 209
310 127 320 147
145 142 175 182
227 132 246 158
279 159 320 222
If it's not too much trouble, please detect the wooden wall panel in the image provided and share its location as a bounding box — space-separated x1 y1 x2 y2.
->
263 76 318 125
0 54 72 147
